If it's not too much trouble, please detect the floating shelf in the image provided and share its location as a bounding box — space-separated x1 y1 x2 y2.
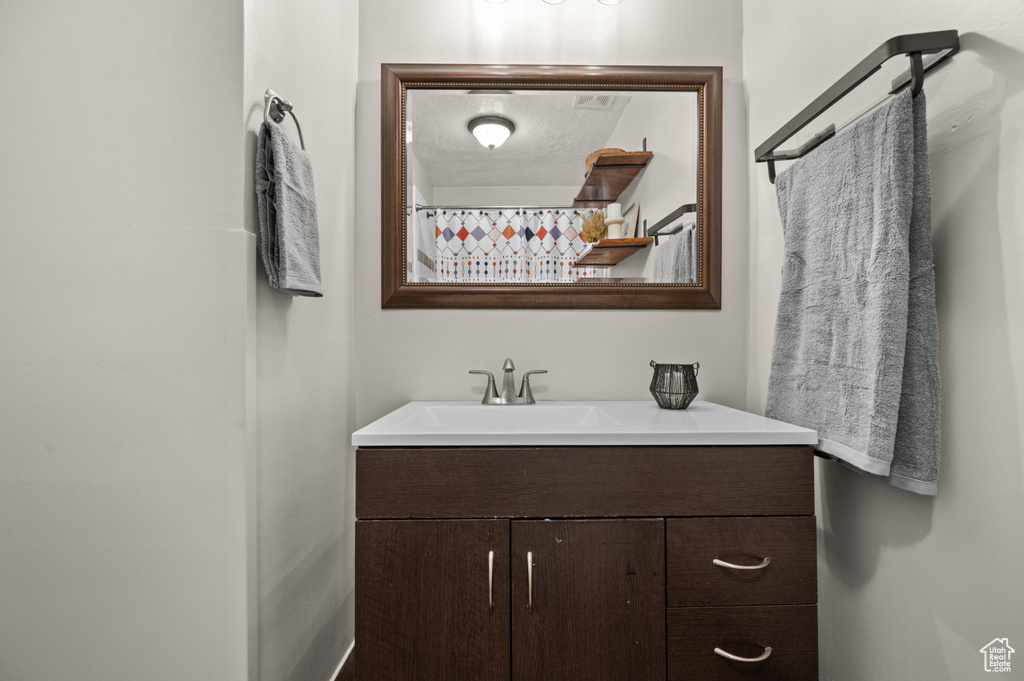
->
574 237 654 267
573 152 653 208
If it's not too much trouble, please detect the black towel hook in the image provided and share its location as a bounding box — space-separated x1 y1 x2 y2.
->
263 88 306 150
908 52 925 96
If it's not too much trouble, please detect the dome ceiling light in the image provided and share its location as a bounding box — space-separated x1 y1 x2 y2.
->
468 115 516 150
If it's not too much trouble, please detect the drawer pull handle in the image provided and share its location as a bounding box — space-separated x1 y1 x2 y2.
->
488 551 494 609
713 557 772 570
527 551 533 611
714 646 773 662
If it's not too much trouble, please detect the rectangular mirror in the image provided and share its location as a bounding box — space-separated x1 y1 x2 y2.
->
382 64 721 309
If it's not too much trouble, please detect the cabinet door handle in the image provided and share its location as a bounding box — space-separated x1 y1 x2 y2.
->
527 551 533 611
488 550 494 609
714 646 773 662
713 557 772 570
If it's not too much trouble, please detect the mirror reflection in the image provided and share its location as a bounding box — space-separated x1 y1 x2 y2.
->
405 89 699 285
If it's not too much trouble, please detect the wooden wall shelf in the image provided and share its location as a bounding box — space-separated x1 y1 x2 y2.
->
575 237 654 267
573 151 653 208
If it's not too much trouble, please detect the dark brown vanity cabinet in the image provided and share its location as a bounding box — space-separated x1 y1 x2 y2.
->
511 519 665 681
356 446 818 681
357 518 664 681
356 519 511 681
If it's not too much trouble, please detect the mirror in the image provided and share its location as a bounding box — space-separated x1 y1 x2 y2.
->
382 64 721 309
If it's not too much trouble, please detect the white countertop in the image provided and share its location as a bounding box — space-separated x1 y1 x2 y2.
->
351 400 818 447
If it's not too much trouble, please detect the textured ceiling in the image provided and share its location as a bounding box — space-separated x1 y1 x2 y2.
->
408 90 631 188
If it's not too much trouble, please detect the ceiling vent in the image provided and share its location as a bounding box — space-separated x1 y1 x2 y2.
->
572 94 616 110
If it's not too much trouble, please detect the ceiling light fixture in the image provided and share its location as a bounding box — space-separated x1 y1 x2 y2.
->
468 116 515 149
597 0 625 4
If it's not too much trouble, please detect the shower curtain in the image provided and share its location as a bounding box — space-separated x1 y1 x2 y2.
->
433 208 598 283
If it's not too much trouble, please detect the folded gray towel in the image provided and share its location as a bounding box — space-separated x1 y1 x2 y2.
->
652 222 696 284
255 121 322 296
766 89 940 495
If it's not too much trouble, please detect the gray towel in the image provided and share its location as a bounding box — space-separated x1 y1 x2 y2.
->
766 89 940 495
255 121 322 296
652 222 696 284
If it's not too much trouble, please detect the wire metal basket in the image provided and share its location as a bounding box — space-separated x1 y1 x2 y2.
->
649 361 700 410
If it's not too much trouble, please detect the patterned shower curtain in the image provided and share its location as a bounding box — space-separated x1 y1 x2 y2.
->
433 208 597 283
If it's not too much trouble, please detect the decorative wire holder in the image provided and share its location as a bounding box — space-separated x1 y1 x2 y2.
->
649 361 700 410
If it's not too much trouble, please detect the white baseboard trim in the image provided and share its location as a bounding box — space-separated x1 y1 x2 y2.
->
329 640 355 681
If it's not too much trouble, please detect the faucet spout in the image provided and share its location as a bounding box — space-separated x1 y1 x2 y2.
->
500 358 517 403
470 359 547 404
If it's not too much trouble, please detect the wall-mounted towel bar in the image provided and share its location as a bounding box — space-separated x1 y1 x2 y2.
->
754 30 960 183
264 88 305 150
646 203 697 246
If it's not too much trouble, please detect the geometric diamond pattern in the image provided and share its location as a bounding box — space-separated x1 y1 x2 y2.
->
434 207 596 282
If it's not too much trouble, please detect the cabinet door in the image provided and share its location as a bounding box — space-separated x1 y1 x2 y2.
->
356 519 510 681
511 519 665 681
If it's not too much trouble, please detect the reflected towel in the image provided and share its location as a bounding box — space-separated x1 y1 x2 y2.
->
652 222 696 284
766 89 940 495
255 121 322 296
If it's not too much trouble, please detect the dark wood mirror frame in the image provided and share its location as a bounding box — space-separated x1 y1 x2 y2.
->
382 63 722 309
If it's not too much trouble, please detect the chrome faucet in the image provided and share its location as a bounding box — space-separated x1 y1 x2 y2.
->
469 358 548 405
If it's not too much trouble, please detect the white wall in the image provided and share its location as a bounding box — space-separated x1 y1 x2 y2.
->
408 149 436 280
355 0 747 425
604 90 699 279
408 146 436 206
0 1 359 679
743 3 1024 679
432 185 580 207
244 0 359 679
0 1 252 680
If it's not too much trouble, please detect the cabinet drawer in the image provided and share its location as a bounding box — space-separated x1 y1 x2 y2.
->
668 605 817 681
357 446 814 519
667 516 816 606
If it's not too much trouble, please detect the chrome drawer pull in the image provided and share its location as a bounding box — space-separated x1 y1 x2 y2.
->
527 551 533 611
714 646 773 662
713 556 772 570
488 551 494 609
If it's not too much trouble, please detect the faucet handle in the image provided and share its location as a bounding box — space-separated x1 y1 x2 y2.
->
518 370 548 403
469 370 499 404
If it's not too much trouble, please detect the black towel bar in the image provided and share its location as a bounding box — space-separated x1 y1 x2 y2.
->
754 30 960 183
646 203 697 246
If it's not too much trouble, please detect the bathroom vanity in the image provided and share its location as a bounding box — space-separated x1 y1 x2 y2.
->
353 401 819 681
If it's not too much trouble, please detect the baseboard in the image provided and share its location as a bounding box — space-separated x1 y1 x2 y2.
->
331 640 355 681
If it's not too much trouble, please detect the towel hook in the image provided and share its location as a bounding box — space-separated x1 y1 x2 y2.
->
263 88 306 150
908 52 925 96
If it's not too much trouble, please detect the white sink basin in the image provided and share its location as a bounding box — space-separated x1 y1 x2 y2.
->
352 400 817 447
399 403 620 430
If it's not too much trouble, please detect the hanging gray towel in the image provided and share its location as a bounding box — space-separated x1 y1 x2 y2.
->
652 222 696 284
766 89 940 495
255 121 322 296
